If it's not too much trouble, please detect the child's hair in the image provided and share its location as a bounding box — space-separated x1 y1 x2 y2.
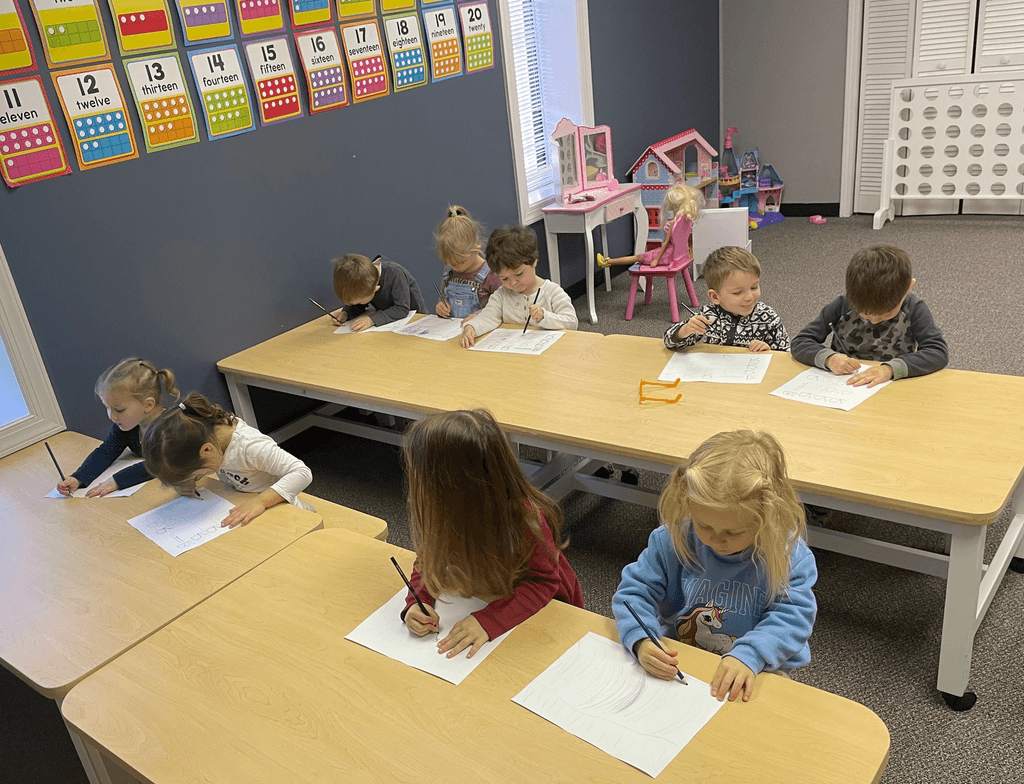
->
484 225 539 275
331 253 379 303
703 246 761 293
402 408 567 599
95 358 179 405
660 183 704 229
142 391 236 488
658 430 805 600
845 245 912 315
434 205 484 267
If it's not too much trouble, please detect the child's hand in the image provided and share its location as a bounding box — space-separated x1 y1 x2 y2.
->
528 304 544 323
57 477 80 496
349 316 374 332
221 498 267 528
438 614 489 658
174 479 199 498
710 656 756 702
635 639 680 680
460 326 476 348
826 353 860 375
680 314 713 337
436 300 451 318
331 309 347 326
847 364 893 387
405 603 440 636
85 479 119 497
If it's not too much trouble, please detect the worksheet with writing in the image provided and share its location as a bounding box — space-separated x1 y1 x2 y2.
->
469 328 565 355
334 311 417 334
658 352 772 384
770 365 891 411
44 452 146 498
126 488 235 555
393 313 464 341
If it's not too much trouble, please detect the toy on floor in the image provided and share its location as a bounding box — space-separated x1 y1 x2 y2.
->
718 126 785 229
810 215 827 224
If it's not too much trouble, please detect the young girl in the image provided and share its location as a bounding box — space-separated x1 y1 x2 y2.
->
433 205 501 320
613 430 817 703
597 183 704 269
400 409 584 658
142 392 314 529
57 358 179 497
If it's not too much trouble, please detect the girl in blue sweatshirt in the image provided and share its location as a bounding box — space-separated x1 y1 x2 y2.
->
613 430 817 703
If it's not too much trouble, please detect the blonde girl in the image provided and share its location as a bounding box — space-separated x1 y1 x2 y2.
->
613 430 817 702
597 182 704 268
58 358 179 496
142 392 314 529
433 205 501 320
400 409 584 658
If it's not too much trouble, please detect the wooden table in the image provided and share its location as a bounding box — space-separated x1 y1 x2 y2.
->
62 529 890 784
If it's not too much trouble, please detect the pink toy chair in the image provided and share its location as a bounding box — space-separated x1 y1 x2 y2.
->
625 256 699 322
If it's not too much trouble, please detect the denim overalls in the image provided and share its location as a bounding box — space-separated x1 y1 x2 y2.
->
442 262 492 319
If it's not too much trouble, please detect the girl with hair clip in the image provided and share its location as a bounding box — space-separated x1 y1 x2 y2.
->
57 358 179 496
433 205 501 320
596 182 704 268
400 409 584 658
142 392 314 529
612 430 817 703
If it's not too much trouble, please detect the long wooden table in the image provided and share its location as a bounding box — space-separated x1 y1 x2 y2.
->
62 529 890 784
217 320 1024 708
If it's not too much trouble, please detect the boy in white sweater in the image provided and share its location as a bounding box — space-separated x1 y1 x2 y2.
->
460 225 578 347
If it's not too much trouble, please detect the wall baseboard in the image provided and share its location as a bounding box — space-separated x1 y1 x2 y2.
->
781 203 841 217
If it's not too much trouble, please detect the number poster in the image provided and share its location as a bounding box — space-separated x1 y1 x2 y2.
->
294 27 347 112
340 19 387 102
172 0 233 46
382 13 424 92
458 2 491 73
422 4 460 82
243 36 303 124
188 45 255 139
0 75 71 186
53 64 138 167
123 53 199 151
28 0 109 68
0 0 36 75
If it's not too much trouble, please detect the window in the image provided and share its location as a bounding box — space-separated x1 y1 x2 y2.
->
498 0 594 224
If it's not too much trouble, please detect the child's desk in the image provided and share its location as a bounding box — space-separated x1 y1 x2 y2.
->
62 529 890 784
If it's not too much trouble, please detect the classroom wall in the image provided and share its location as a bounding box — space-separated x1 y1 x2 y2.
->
719 0 849 205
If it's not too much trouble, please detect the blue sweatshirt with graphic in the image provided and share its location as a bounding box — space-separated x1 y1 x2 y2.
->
612 526 817 675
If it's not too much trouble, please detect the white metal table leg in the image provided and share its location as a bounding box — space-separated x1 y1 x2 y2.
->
224 374 258 428
936 524 985 704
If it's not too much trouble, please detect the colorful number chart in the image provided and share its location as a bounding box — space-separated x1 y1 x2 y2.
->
243 36 302 124
1 0 35 75
295 28 347 113
108 0 175 55
458 2 490 72
234 0 284 37
336 0 372 20
53 64 137 168
381 0 414 10
188 46 254 139
383 14 424 92
29 0 109 68
173 0 233 46
123 53 199 152
340 20 388 103
0 76 70 187
289 0 331 29
422 4 460 82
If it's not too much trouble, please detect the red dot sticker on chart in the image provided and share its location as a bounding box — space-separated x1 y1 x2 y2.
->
123 53 200 152
458 2 491 73
422 4 461 82
243 36 303 124
0 0 37 75
53 64 138 169
295 28 348 113
107 0 176 56
188 45 255 140
383 13 425 92
28 0 110 68
0 76 71 187
341 20 389 103
233 0 284 38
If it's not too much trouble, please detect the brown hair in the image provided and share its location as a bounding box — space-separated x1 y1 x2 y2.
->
434 205 484 267
845 245 912 314
703 246 761 293
332 253 379 303
95 358 179 406
484 225 539 275
402 409 566 599
142 391 235 488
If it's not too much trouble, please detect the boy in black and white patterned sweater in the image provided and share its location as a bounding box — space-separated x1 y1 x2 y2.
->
663 246 790 353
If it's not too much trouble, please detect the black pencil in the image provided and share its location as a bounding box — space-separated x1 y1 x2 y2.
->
522 288 542 333
623 600 688 684
45 441 65 482
309 297 341 324
391 556 435 631
433 283 449 318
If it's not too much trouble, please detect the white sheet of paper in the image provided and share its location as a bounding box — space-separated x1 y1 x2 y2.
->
469 328 565 355
334 311 417 335
658 352 772 384
345 588 512 685
126 488 235 556
512 633 725 778
770 364 892 411
44 453 147 498
393 314 465 342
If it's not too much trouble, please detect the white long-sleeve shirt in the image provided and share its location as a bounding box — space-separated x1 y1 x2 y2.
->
466 279 578 337
217 419 314 510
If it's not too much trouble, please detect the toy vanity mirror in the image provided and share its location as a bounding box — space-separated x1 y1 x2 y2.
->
551 117 618 205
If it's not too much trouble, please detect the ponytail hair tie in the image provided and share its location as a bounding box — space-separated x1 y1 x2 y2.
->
449 208 459 217
179 402 186 410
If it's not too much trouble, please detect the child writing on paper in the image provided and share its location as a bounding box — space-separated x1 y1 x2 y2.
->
434 205 501 320
613 430 817 703
331 253 427 331
400 409 584 657
791 245 948 387
596 182 704 269
142 392 315 529
663 246 789 353
459 225 578 348
57 358 179 497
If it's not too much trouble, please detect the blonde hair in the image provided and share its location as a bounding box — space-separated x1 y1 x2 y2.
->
703 246 761 293
95 358 179 406
660 183 704 229
434 205 484 267
332 253 379 303
658 430 805 600
402 409 566 599
142 391 235 488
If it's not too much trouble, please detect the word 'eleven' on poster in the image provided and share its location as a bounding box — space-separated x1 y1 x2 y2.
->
0 74 71 186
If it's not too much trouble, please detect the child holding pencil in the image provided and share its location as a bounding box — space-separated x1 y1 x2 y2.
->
433 205 501 319
400 409 584 658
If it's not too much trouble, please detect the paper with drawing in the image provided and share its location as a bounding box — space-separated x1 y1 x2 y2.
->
770 364 891 411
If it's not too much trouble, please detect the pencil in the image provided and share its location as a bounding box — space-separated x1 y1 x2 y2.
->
433 283 449 318
623 600 688 684
522 288 542 333
391 556 436 632
309 297 341 324
44 441 65 482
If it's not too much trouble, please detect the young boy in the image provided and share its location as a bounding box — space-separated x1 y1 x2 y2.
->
663 246 789 353
331 253 427 331
459 226 578 348
791 245 948 388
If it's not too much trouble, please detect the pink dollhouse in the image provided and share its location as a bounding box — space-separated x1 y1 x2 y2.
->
718 127 785 227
